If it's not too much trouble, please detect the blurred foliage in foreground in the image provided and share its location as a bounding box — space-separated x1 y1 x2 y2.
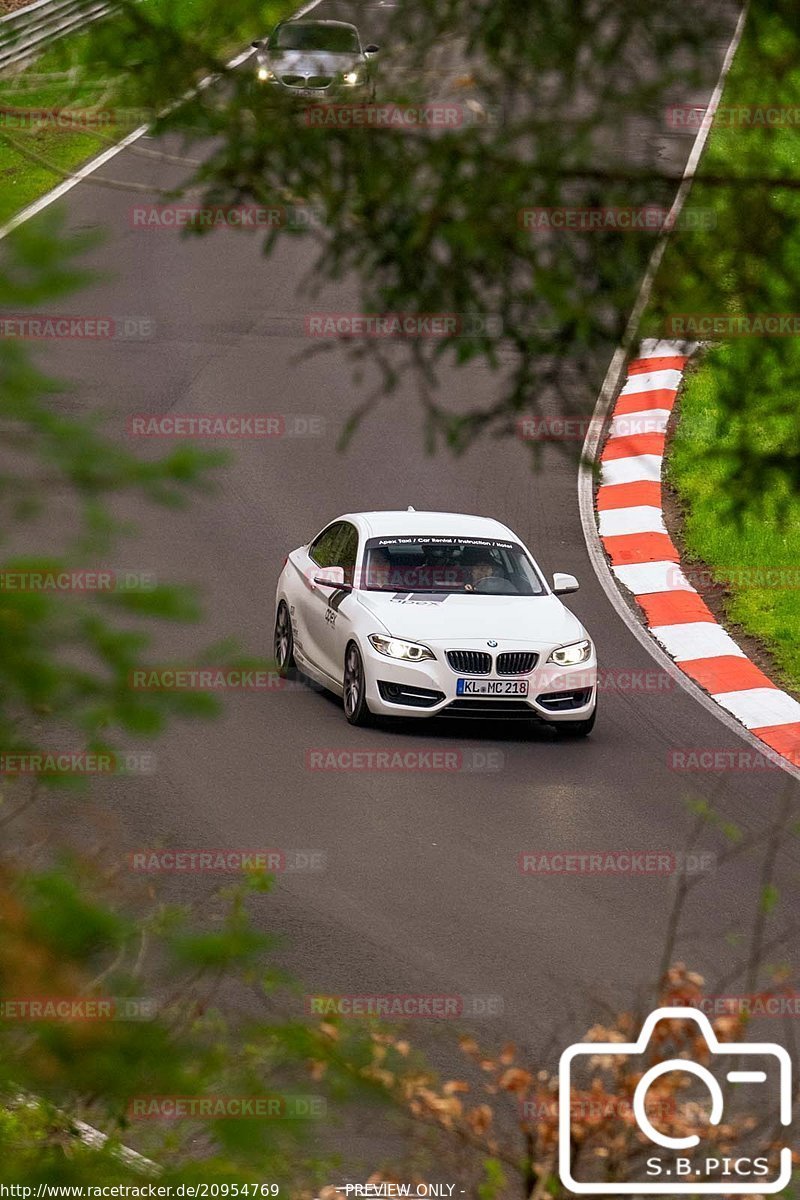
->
2 846 797 1190
0 218 282 782
35 0 798 504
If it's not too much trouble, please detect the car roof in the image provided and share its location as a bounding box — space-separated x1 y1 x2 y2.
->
339 510 521 541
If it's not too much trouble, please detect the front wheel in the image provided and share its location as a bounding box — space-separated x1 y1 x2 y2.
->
343 642 373 726
273 601 295 677
553 704 596 739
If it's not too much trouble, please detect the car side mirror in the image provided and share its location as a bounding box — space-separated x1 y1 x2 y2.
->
314 566 351 591
552 572 579 595
364 44 380 56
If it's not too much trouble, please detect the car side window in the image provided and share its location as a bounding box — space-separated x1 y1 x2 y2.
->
309 523 344 568
337 523 359 584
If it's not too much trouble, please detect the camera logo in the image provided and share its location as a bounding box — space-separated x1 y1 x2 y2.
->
559 1006 792 1194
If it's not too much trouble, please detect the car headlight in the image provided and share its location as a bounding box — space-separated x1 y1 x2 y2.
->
257 66 274 81
547 639 592 666
368 634 435 662
343 69 364 85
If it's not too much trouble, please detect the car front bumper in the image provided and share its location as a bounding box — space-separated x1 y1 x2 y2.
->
256 76 370 100
361 639 597 723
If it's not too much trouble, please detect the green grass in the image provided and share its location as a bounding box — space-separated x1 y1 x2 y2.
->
0 133 106 225
650 4 800 694
0 0 295 226
666 345 800 692
0 63 131 225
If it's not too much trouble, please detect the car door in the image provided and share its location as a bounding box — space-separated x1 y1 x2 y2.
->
304 521 360 685
293 521 345 674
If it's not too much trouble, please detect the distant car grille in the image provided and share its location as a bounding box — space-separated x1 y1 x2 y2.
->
446 650 491 674
496 651 538 675
281 74 332 88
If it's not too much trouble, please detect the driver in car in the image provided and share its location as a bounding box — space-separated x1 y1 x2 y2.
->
464 553 502 592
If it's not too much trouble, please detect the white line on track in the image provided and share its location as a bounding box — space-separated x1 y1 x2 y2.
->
0 0 325 242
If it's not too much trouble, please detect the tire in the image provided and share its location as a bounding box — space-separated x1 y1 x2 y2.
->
553 703 596 739
343 641 373 726
273 601 295 678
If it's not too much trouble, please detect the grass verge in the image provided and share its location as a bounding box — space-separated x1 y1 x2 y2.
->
666 347 800 693
0 61 131 224
649 3 800 694
0 0 294 226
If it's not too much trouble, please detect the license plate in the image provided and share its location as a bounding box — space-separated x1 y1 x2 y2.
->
456 678 529 697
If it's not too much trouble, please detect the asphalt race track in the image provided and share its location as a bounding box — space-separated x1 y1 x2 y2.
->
13 0 799 1091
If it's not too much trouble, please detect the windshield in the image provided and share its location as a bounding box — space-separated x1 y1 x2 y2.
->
272 23 359 53
361 536 546 596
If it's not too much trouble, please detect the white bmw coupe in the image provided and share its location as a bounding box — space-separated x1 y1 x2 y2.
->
274 510 597 736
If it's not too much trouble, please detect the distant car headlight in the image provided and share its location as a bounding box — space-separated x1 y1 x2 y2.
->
368 634 435 662
343 69 364 85
257 66 274 81
547 639 592 666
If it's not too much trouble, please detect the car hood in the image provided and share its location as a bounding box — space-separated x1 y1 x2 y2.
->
356 591 586 647
265 49 362 75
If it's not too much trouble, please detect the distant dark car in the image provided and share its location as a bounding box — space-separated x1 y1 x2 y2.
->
252 19 379 100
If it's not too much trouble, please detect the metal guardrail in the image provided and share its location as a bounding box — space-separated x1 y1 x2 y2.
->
0 0 112 73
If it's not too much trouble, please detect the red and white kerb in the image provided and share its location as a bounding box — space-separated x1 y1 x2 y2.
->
596 342 800 768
